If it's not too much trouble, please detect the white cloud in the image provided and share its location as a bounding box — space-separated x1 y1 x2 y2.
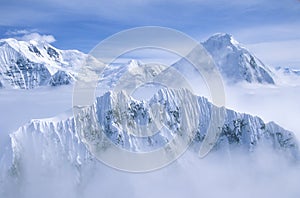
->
19 32 56 43
229 23 300 68
5 29 33 36
246 40 300 68
4 29 56 43
225 83 300 138
233 23 300 44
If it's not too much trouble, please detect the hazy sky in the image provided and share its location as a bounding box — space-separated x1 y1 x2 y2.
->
0 0 300 67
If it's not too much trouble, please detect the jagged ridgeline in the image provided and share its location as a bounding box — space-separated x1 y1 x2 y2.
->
0 38 86 89
3 89 298 179
0 33 277 89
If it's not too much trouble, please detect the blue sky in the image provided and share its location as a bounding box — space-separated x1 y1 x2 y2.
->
0 0 300 67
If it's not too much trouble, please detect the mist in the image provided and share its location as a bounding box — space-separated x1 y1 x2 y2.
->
0 86 73 155
1 63 300 198
2 144 300 198
225 83 300 138
171 61 300 139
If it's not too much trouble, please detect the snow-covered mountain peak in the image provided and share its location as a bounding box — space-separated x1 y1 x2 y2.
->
127 59 141 67
98 60 167 94
0 37 65 68
3 87 298 176
126 59 143 72
0 37 87 89
0 32 294 89
206 33 240 48
201 33 275 84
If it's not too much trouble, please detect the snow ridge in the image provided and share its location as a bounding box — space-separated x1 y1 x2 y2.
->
0 38 86 89
0 33 281 89
202 33 275 84
2 88 298 184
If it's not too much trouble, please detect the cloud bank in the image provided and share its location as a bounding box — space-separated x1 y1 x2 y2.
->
5 29 56 43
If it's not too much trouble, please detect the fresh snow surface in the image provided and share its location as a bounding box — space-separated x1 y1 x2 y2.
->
0 33 300 198
0 38 86 89
201 33 275 84
1 33 293 90
1 88 300 198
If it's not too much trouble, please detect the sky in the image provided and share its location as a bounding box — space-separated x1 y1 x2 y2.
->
0 0 300 68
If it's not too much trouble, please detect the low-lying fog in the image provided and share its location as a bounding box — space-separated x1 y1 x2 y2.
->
0 67 300 198
2 146 300 198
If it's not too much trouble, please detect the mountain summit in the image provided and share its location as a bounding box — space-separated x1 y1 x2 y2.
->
0 33 279 89
202 33 275 84
0 38 86 89
2 88 298 177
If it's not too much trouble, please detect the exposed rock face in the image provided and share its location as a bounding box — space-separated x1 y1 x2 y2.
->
0 38 86 89
49 71 73 86
5 89 298 177
201 33 275 84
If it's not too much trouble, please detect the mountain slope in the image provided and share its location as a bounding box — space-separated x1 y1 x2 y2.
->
0 32 288 89
1 88 298 182
97 60 167 94
0 33 279 89
0 38 86 89
201 33 275 84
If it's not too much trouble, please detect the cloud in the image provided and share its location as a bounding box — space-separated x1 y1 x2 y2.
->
227 23 300 68
2 145 300 198
19 32 56 43
225 83 300 138
0 0 299 62
246 39 300 68
232 23 300 44
5 29 33 36
1 0 299 28
4 29 56 43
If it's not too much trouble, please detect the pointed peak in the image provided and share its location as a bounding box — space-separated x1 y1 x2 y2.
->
127 59 142 68
205 33 240 46
211 33 233 39
127 59 140 65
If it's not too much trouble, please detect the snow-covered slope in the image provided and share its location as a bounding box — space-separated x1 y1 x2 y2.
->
0 38 86 89
199 33 275 84
98 60 167 93
1 88 298 184
0 33 286 89
103 34 278 87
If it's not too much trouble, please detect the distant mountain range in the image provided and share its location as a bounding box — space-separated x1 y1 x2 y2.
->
1 33 300 197
1 33 296 89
